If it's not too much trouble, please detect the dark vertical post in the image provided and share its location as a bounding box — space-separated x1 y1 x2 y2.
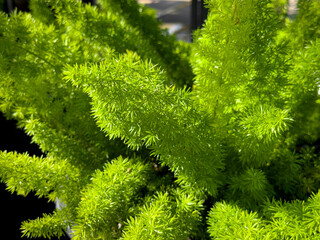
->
5 0 14 13
191 0 208 33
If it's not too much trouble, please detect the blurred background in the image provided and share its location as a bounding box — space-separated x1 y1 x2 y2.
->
138 0 207 41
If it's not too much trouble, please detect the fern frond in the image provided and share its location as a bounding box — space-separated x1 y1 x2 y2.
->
65 52 225 195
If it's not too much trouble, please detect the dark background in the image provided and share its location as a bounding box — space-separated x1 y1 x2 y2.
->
0 113 69 239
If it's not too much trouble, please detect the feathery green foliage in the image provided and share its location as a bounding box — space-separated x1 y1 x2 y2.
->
1 0 320 239
122 191 203 240
73 156 150 239
207 202 266 239
64 51 224 196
